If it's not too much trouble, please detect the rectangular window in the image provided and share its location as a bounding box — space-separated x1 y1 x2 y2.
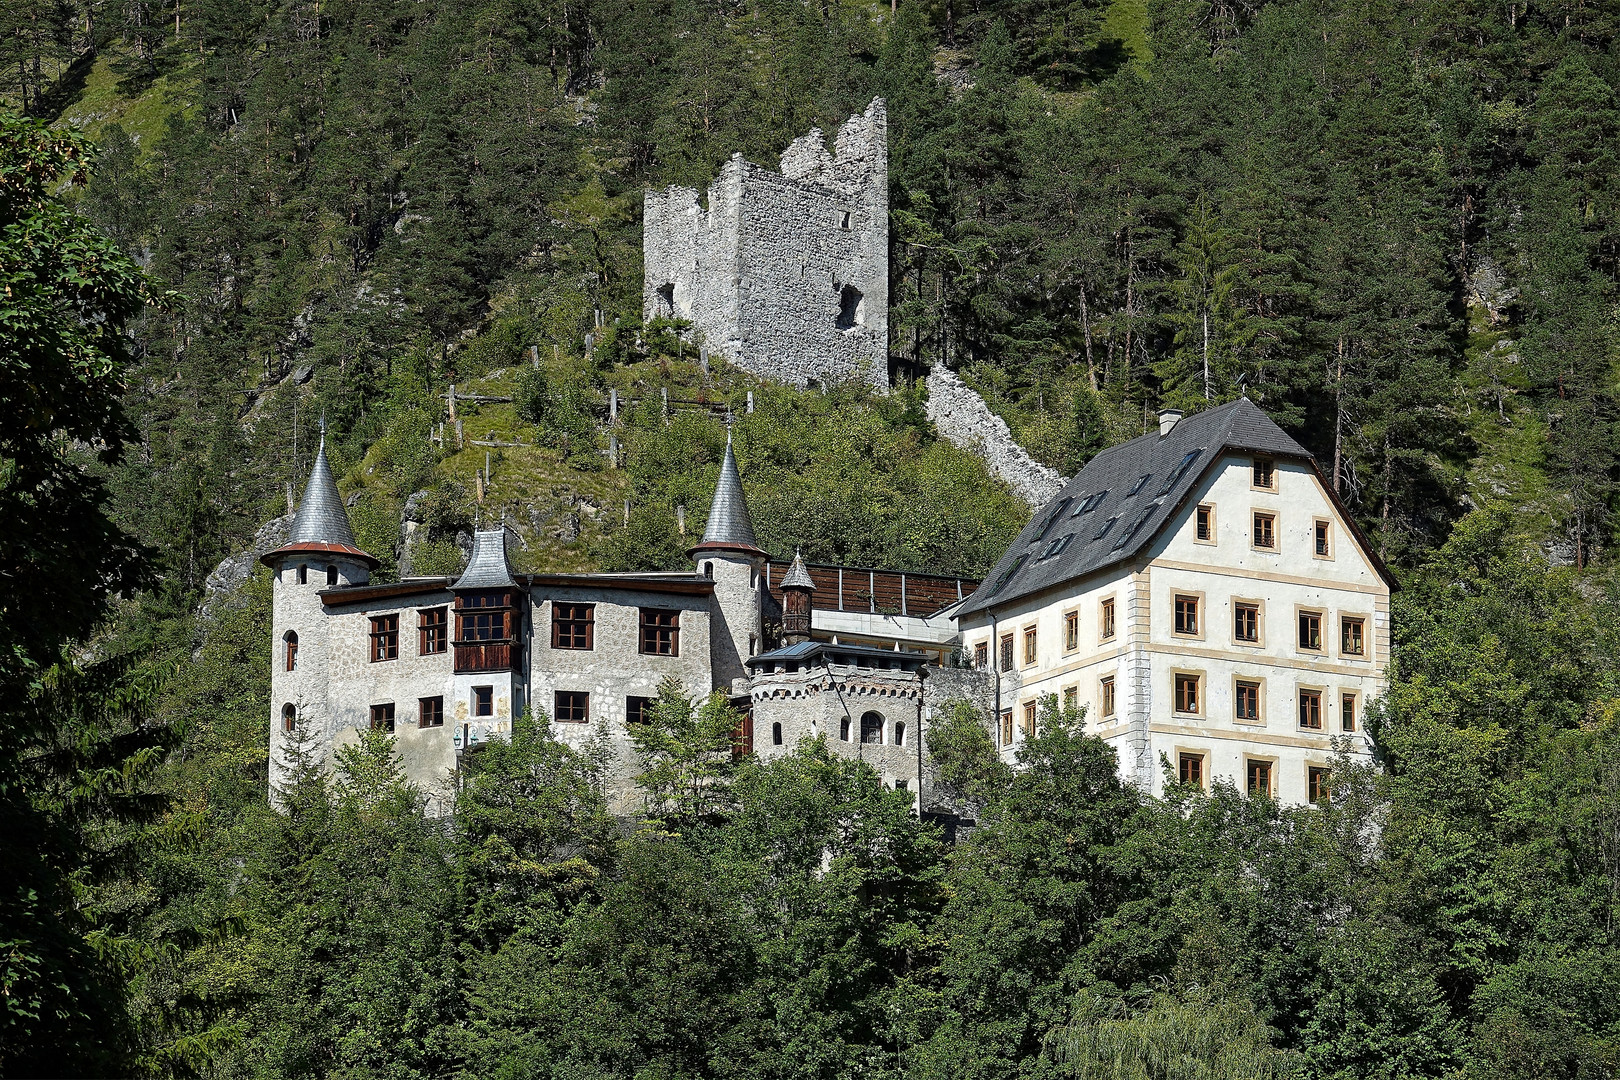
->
1022 701 1037 738
369 614 399 662
1101 676 1116 717
1341 616 1365 656
999 709 1014 746
1247 759 1273 797
1252 512 1276 549
1063 686 1079 712
474 686 494 717
1023 626 1038 666
1064 611 1079 652
1341 692 1358 732
552 603 595 650
1175 672 1201 715
1299 688 1323 729
419 696 444 728
999 634 1014 669
370 702 395 733
1195 504 1214 542
626 695 653 726
639 608 680 656
974 641 988 669
1308 766 1332 804
1179 753 1205 788
1298 611 1322 651
1174 594 1200 636
418 607 448 655
1234 602 1260 643
1314 519 1332 558
555 690 589 724
1252 459 1275 490
1100 598 1116 641
1235 679 1261 722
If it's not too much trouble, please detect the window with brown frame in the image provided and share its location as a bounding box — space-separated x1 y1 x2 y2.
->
999 709 1014 746
554 690 589 724
1063 686 1079 712
1298 611 1322 651
1174 594 1200 636
999 634 1014 668
639 608 680 656
1236 679 1261 722
1179 753 1205 788
457 594 511 642
370 702 395 733
284 631 299 671
473 686 493 716
552 603 595 650
1247 759 1273 797
1252 458 1275 489
1299 688 1323 729
1314 519 1332 557
1341 616 1365 656
1065 611 1079 651
418 608 448 655
1023 626 1038 665
1022 700 1037 738
1341 692 1358 732
1196 504 1214 541
1234 602 1260 643
1174 672 1201 715
626 696 653 726
1100 598 1116 640
1101 676 1116 717
974 641 988 669
1308 766 1332 804
1252 511 1276 549
369 614 399 662
281 703 297 732
419 696 444 728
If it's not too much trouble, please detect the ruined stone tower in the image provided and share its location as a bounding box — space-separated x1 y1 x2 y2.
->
643 98 889 390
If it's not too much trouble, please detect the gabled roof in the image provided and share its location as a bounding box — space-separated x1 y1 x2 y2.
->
260 433 377 568
690 431 765 557
958 399 1385 616
454 530 516 590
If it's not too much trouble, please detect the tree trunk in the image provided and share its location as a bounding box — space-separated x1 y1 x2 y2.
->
1081 287 1096 390
1333 337 1344 494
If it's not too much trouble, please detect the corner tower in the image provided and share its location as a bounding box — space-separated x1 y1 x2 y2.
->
691 432 766 691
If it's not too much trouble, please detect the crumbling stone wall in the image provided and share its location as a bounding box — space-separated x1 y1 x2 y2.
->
925 365 1068 507
644 99 889 390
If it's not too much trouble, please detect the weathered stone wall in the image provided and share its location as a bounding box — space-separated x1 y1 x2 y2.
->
644 99 889 390
750 661 925 796
925 365 1068 507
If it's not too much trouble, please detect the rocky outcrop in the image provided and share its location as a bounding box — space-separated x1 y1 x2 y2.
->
925 366 1067 507
200 515 290 622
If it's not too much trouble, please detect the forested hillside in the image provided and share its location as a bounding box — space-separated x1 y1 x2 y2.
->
5 0 1620 1074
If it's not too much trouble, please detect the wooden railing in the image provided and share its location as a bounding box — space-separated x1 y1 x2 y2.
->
454 641 512 673
764 562 979 618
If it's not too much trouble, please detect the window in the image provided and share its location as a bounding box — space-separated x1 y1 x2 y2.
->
281 703 296 732
749 634 757 657
836 285 863 330
369 614 399 662
840 716 851 741
639 608 680 656
1093 516 1118 542
370 703 395 733
895 778 908 791
1033 498 1073 540
1308 766 1332 804
627 696 653 726
1179 753 1205 788
284 631 299 671
861 711 884 744
1234 602 1260 643
1314 519 1332 558
1341 616 1365 656
1298 611 1322 652
1064 611 1079 652
1252 458 1275 490
974 641 988 669
474 686 494 717
1236 679 1261 722
1299 688 1323 729
1022 701 1037 738
326 564 338 586
1114 503 1160 551
1158 450 1203 496
999 710 1014 746
840 210 852 230
457 591 512 648
1341 692 1358 732
419 696 444 728
704 561 714 579
1174 594 1200 636
1023 626 1038 666
1063 686 1079 711
1195 504 1214 543
554 691 589 724
1075 491 1108 514
1252 511 1276 549
1174 673 1201 715
1247 759 1273 797
999 634 1014 669
655 282 676 316
1039 533 1074 559
772 721 784 746
297 564 308 585
1101 598 1116 641
1101 676 1116 717
418 608 448 654
1128 473 1152 496
893 721 906 746
552 603 595 650
987 554 1028 596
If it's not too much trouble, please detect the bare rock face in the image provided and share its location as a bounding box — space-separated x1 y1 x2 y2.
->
200 515 291 622
643 99 890 391
925 366 1068 508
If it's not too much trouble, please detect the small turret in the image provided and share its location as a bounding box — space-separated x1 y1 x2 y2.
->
780 550 815 645
689 430 765 561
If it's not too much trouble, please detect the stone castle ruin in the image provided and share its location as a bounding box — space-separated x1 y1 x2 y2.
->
643 98 889 390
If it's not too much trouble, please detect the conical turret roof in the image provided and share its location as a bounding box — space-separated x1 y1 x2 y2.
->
260 431 377 568
690 432 765 557
454 529 516 589
780 550 815 590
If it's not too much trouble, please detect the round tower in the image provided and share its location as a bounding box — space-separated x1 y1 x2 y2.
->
690 430 766 691
780 551 815 645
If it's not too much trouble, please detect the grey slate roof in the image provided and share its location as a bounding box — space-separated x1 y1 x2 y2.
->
747 638 930 670
696 433 762 552
289 435 359 549
780 552 815 590
454 530 516 590
959 399 1311 617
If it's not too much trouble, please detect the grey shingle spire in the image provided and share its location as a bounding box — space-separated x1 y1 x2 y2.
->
692 432 764 556
261 429 377 568
780 550 815 590
454 529 516 589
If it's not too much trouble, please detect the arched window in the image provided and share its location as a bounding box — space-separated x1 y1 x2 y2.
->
893 721 905 747
839 716 851 741
772 722 783 746
326 564 338 586
281 703 297 732
860 711 884 744
297 564 308 585
284 631 299 672
704 562 714 579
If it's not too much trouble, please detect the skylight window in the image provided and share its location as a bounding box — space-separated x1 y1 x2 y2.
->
986 554 1028 596
1128 474 1152 497
1157 449 1203 496
1093 516 1118 542
1032 497 1073 542
1113 503 1160 551
1039 533 1074 560
1072 491 1108 515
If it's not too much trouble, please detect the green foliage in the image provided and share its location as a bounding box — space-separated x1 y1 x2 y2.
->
629 676 746 822
1043 990 1298 1080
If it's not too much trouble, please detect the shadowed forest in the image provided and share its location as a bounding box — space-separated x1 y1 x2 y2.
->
5 0 1620 1073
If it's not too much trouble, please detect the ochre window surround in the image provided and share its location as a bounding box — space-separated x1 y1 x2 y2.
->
1172 592 1204 639
1313 518 1334 560
1246 756 1276 797
1340 614 1367 658
1251 510 1277 551
1178 752 1205 788
1100 597 1117 641
1173 671 1203 716
1064 610 1080 653
1252 458 1276 491
1234 675 1264 724
1194 503 1216 545
1340 691 1359 732
1023 625 1038 667
1297 608 1324 653
1298 687 1324 730
1100 676 1116 718
1232 599 1262 646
